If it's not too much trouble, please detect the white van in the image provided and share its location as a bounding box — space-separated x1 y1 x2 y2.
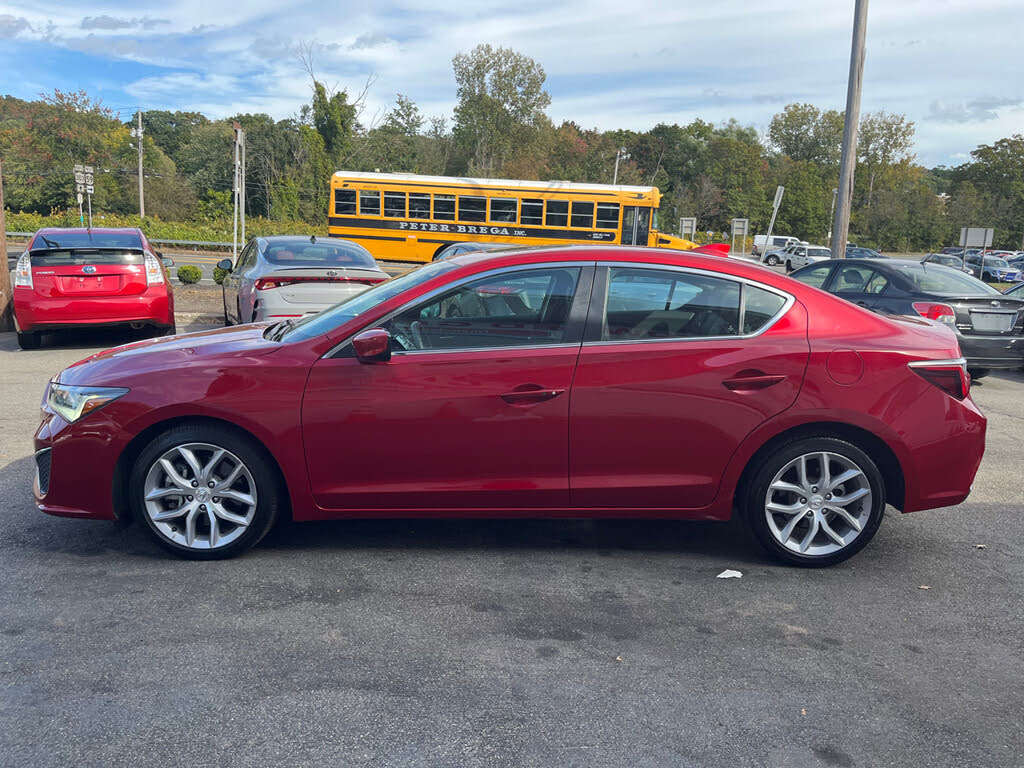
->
752 234 799 257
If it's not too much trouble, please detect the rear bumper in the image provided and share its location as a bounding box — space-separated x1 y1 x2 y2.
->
957 333 1024 369
14 289 174 332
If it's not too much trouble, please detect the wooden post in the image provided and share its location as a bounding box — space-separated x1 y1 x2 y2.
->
0 158 12 332
831 0 869 260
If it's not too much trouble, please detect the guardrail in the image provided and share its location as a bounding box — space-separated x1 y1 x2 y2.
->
5 231 234 249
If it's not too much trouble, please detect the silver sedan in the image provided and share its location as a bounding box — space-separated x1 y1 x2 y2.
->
218 236 389 325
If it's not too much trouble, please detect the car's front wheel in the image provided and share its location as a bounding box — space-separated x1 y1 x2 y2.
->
129 424 282 559
744 437 885 567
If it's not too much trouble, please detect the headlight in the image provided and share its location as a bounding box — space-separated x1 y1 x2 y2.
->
46 381 129 423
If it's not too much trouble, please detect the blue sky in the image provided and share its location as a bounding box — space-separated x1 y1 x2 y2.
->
1 0 1022 166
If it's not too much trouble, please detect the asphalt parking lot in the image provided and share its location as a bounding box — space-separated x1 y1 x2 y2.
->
0 324 1022 768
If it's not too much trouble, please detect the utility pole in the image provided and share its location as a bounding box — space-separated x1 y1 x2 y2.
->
0 158 11 331
613 147 629 185
232 122 242 258
240 128 246 245
130 110 145 218
827 187 838 247
831 0 869 259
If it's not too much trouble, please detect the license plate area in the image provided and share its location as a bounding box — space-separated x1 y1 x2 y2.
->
969 311 1017 333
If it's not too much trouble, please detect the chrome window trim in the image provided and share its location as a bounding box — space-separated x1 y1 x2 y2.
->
586 261 796 346
325 261 594 358
908 357 967 368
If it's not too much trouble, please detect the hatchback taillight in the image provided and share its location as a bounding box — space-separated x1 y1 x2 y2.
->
912 302 956 325
144 252 165 286
909 359 969 400
14 252 32 289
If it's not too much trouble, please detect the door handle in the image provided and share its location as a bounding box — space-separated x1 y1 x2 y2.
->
855 301 868 307
500 385 565 404
722 374 787 392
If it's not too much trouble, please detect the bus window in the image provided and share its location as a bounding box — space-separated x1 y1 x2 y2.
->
571 201 594 228
546 200 569 227
409 193 431 219
384 191 406 218
459 196 486 222
434 195 455 221
360 190 381 216
334 190 356 215
596 203 619 229
521 199 543 226
490 198 517 223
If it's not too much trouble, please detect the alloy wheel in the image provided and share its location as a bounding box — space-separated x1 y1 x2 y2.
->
142 442 257 550
764 451 872 557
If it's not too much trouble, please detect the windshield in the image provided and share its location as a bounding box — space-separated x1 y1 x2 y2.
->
33 231 142 249
932 255 963 267
890 262 998 296
281 259 460 342
264 239 376 268
985 258 1010 268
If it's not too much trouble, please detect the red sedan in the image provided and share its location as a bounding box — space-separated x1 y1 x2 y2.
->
13 227 175 349
33 246 986 566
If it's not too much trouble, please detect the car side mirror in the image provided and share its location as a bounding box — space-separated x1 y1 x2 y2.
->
161 256 174 267
216 258 233 270
352 329 392 363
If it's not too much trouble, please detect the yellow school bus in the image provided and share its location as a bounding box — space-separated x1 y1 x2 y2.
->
328 171 696 262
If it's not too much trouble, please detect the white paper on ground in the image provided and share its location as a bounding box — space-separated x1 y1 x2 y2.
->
717 569 743 579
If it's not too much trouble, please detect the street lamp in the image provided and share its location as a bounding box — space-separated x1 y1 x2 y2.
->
613 147 630 186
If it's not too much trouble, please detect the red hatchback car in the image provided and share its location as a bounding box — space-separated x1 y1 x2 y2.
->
33 246 986 566
13 227 175 349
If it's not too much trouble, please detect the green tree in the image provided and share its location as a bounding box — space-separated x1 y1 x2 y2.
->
857 111 916 208
768 103 844 166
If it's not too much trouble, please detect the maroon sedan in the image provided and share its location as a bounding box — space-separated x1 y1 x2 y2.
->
34 247 986 566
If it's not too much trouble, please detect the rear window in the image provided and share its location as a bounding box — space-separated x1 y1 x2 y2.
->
32 231 142 249
892 263 998 296
29 248 145 266
263 241 377 268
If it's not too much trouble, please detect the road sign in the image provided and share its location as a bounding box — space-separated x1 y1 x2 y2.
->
75 184 84 193
83 165 93 174
731 218 749 237
74 171 85 184
960 227 993 248
85 185 94 194
680 217 697 240
773 185 785 209
73 164 84 173
84 172 94 185
77 192 83 205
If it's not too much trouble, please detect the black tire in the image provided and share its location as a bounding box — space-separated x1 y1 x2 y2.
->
743 436 886 567
766 254 779 266
785 261 793 273
17 330 41 350
968 368 991 380
129 423 283 560
222 290 232 326
154 323 176 337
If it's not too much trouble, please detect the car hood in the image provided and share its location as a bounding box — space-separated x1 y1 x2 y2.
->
58 324 280 386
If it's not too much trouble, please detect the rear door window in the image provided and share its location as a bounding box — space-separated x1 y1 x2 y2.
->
791 264 832 289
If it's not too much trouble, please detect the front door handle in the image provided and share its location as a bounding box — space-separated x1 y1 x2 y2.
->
501 384 565 404
722 374 787 392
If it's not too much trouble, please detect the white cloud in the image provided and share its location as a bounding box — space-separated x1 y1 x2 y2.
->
1 0 1022 164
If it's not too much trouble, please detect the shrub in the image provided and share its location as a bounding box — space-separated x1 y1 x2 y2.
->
213 267 229 285
176 265 203 284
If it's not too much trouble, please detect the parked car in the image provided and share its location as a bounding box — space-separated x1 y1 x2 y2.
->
783 244 832 272
433 242 514 261
752 234 799 257
845 246 886 259
12 227 175 350
35 246 985 567
219 236 389 325
964 254 1023 283
789 258 1024 377
760 241 805 266
921 253 973 273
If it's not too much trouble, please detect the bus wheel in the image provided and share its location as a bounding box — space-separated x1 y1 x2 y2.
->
432 244 452 261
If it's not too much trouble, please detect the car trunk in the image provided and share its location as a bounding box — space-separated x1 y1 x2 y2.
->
30 248 149 299
949 295 1024 337
261 268 387 306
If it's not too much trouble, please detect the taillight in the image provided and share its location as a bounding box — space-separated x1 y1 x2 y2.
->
255 276 387 291
912 301 955 325
144 252 165 286
909 359 969 400
14 252 32 289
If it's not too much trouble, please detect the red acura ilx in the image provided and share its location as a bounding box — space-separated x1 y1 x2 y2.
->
33 246 986 565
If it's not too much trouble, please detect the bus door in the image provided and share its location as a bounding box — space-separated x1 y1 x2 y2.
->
620 207 652 245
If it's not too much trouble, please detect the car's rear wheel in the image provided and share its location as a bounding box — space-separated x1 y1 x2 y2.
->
766 254 779 266
129 424 281 560
785 261 793 273
14 316 41 350
222 293 232 326
744 437 885 567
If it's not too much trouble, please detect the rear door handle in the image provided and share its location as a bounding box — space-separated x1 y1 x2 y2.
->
722 374 787 392
501 385 565 404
